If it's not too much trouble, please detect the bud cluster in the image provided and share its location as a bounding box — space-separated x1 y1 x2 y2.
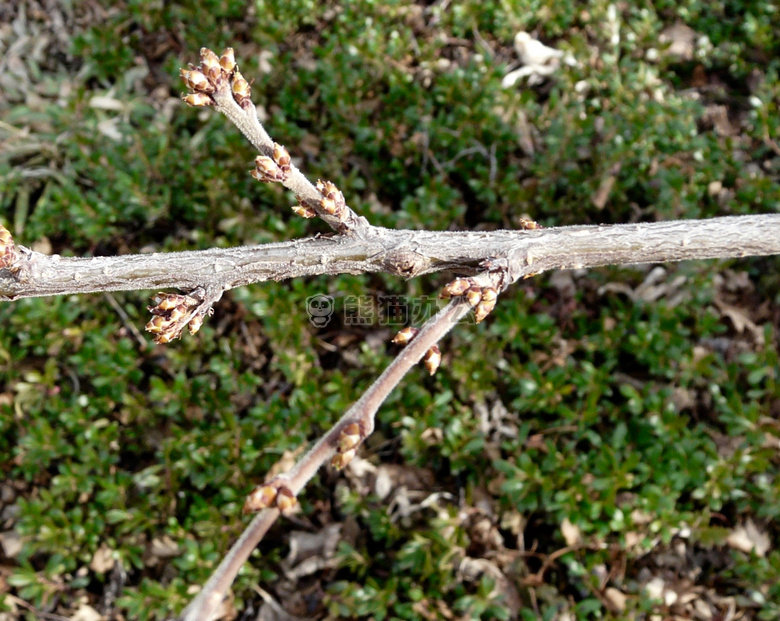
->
250 142 292 184
180 47 251 108
332 422 363 470
0 224 18 270
145 292 205 344
518 218 542 230
243 482 297 514
440 278 499 323
316 179 348 222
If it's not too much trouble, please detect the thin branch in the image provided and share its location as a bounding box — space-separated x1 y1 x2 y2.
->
179 289 485 621
2 214 779 302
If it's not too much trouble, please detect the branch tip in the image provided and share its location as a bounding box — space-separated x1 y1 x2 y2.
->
145 292 210 343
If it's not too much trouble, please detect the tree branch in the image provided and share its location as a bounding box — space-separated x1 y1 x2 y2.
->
2 214 778 302
179 285 487 621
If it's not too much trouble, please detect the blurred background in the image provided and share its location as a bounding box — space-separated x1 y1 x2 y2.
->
0 1 779 618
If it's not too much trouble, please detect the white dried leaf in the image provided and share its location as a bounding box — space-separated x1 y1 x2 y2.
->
727 519 770 557
561 517 582 546
69 605 102 621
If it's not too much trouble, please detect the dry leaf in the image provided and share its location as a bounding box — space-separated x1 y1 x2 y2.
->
727 519 770 557
561 517 582 546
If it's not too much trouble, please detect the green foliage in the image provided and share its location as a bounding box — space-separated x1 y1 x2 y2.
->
1 0 778 619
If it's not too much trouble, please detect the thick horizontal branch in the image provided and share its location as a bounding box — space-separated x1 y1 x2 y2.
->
2 214 779 301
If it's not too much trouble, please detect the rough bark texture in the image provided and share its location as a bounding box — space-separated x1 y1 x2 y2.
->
2 214 778 301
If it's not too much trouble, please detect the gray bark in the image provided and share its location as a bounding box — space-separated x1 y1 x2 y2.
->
2 214 778 302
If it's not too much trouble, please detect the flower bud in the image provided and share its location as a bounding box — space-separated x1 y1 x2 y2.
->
187 68 213 93
332 448 357 470
272 142 291 169
465 286 483 307
292 204 317 218
480 287 498 303
518 218 541 230
392 326 419 345
474 288 498 323
188 314 204 335
320 196 337 215
145 315 166 334
423 345 442 375
200 47 221 75
276 487 297 513
338 423 362 453
231 71 251 103
440 278 471 298
0 223 17 269
219 47 236 73
252 155 284 183
243 484 278 513
183 93 213 107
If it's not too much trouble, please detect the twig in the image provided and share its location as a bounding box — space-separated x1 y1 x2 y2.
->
103 293 147 349
179 287 485 621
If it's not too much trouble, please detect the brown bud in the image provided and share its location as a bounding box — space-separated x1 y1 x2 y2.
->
332 448 357 470
473 302 492 323
276 487 297 513
187 68 213 93
441 278 471 299
231 71 251 103
145 315 166 334
272 143 291 169
423 345 442 376
338 423 362 453
188 314 204 335
518 218 541 230
200 48 221 75
392 326 419 345
252 156 284 183
243 484 278 513
219 47 236 73
183 93 213 107
465 286 483 307
168 304 188 322
154 332 175 345
480 287 498 303
292 204 317 218
0 223 17 269
474 288 498 323
154 293 184 311
320 196 337 215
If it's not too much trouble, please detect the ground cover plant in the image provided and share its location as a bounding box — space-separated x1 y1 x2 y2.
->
1 1 779 620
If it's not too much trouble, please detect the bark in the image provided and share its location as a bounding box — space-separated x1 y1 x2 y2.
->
2 214 778 301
